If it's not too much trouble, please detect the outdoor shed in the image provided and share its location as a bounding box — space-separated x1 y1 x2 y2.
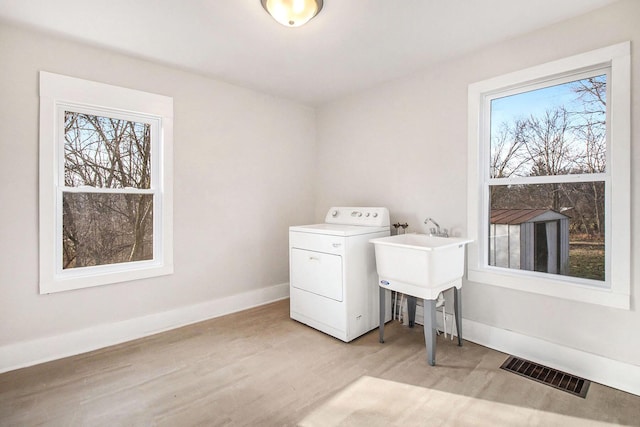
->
489 209 570 275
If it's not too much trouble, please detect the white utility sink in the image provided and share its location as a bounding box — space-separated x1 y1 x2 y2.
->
370 233 472 300
371 233 473 366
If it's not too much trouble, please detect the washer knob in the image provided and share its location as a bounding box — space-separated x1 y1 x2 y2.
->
332 210 338 217
373 213 378 218
365 212 370 217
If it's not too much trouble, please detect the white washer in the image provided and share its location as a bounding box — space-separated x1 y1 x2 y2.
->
289 207 391 342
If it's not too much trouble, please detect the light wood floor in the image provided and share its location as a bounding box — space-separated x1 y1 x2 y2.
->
1 299 638 426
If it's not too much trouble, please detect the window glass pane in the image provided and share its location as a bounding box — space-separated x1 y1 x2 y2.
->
64 111 151 189
62 193 154 269
489 182 604 281
490 75 606 178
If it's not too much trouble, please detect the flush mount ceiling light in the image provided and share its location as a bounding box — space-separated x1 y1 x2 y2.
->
261 0 323 27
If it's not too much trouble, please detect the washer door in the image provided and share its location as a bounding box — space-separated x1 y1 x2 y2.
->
290 248 343 302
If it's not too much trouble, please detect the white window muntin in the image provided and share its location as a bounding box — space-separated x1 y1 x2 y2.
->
54 103 164 280
479 67 611 286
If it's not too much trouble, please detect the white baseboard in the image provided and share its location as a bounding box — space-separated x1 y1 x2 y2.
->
463 318 640 397
4 286 637 397
0 282 289 374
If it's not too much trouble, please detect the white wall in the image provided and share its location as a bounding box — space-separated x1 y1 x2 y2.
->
0 23 316 368
316 0 639 379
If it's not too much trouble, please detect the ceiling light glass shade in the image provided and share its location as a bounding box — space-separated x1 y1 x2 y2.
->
261 0 323 27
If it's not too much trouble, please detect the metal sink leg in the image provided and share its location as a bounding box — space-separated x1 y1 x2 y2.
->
379 286 386 343
423 298 437 365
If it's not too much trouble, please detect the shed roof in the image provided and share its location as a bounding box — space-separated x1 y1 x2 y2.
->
491 209 568 225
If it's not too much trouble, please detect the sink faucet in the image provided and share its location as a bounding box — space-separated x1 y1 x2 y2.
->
424 217 448 237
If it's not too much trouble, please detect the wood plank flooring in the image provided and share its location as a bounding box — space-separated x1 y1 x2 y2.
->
1 299 638 426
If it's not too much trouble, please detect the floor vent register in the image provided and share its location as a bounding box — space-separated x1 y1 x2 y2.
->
500 355 590 398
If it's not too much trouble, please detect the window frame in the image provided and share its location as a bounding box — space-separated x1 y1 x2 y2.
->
39 72 174 294
466 42 630 309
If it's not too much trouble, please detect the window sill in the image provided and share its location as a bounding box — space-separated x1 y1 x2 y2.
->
467 267 630 310
40 263 174 294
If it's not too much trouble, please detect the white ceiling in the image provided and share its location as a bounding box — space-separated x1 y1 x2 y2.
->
0 0 617 105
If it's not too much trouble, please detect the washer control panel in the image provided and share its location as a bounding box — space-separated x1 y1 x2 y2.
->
325 207 390 227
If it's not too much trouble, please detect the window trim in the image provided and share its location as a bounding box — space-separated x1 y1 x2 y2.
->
467 42 630 309
39 72 174 294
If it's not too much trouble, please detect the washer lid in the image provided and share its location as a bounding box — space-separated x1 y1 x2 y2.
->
289 223 390 236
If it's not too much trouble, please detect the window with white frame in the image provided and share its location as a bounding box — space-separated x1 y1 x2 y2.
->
39 72 173 293
467 42 630 309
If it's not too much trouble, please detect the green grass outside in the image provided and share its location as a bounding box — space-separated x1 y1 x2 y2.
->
568 243 605 281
